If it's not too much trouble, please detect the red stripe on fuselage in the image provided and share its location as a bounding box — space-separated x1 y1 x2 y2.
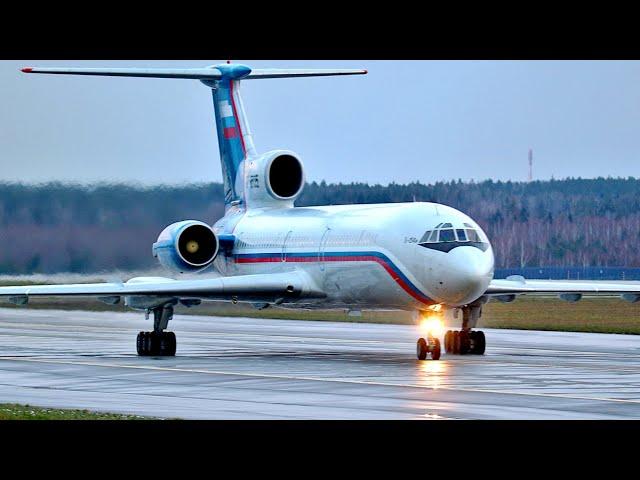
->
235 255 432 305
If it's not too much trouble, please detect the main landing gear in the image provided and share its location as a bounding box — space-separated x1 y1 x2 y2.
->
444 302 486 355
136 303 177 356
444 330 485 355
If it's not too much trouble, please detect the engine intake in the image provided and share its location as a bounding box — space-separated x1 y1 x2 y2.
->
153 220 218 273
266 153 305 200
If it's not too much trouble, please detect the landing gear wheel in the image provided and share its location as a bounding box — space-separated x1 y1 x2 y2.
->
444 330 452 353
459 330 470 355
159 331 177 356
136 331 177 357
136 331 157 356
431 338 441 360
136 331 145 356
472 330 486 355
417 337 428 360
452 330 460 354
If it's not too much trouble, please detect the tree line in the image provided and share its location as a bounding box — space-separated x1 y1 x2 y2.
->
0 177 638 273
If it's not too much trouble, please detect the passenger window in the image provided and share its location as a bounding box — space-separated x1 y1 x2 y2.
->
439 229 455 242
420 230 432 243
456 229 468 241
466 229 480 242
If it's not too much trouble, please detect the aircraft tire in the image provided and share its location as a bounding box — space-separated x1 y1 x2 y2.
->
473 331 486 355
459 330 470 354
417 337 428 360
136 332 146 356
431 338 441 360
452 331 460 354
137 331 176 356
159 332 177 356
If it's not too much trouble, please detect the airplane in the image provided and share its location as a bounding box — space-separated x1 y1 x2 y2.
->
2 62 640 360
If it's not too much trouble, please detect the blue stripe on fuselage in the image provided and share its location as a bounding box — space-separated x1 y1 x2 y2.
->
234 250 434 305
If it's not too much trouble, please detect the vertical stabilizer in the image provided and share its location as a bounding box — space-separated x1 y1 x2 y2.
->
203 64 256 210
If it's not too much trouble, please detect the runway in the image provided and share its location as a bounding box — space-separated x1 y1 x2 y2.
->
0 307 639 419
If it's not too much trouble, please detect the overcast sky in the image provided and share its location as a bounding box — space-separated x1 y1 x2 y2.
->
2 60 640 185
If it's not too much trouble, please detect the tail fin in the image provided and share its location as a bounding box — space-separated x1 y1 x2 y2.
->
22 63 367 210
204 64 256 208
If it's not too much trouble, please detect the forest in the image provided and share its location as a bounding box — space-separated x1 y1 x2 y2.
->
0 177 638 273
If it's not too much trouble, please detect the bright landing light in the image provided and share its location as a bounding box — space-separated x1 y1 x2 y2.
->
419 316 444 337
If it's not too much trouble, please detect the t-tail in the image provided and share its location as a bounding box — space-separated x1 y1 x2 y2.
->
22 63 367 210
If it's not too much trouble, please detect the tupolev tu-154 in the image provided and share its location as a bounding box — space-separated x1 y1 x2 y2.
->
3 63 640 360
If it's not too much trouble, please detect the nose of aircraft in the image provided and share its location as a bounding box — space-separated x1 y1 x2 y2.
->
434 246 493 305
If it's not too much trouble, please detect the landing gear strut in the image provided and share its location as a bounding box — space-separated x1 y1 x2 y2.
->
136 303 177 356
444 302 486 355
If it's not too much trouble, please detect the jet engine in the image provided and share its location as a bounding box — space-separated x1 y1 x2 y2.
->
152 220 219 273
245 150 305 207
265 152 305 200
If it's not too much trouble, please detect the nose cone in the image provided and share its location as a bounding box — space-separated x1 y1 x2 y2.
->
433 246 493 305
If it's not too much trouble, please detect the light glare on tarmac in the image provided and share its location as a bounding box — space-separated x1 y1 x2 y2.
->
0 308 639 419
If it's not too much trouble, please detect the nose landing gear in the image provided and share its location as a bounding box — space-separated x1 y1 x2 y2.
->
416 335 441 360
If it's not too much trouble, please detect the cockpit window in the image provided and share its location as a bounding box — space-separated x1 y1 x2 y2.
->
439 229 455 242
466 229 480 242
418 222 488 252
420 230 432 243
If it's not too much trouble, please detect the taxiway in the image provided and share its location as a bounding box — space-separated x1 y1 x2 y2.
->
0 308 638 419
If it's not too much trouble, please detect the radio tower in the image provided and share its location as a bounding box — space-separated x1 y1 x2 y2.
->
528 148 533 182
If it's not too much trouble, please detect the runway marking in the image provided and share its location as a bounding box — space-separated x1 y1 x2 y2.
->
1 355 639 407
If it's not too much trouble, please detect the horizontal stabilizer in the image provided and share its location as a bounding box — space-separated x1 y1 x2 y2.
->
245 68 367 79
21 67 224 79
21 66 367 81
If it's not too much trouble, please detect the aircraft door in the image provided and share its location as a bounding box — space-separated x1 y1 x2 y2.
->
319 227 331 271
282 230 293 262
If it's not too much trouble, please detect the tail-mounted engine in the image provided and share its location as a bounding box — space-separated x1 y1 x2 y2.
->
244 150 305 208
152 220 219 273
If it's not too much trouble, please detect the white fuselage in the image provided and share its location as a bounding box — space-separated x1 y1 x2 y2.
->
213 202 495 311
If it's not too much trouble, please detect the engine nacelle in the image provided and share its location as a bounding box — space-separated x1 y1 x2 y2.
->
245 150 305 207
152 220 219 273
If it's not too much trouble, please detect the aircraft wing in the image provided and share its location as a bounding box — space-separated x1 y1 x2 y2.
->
485 277 640 302
0 272 326 305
